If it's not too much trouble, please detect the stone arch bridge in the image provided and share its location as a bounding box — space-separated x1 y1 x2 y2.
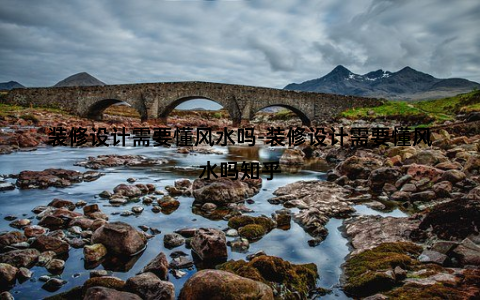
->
5 81 383 126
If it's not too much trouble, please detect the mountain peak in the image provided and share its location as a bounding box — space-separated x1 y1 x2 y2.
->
326 65 353 78
0 80 24 90
54 72 106 87
284 65 480 100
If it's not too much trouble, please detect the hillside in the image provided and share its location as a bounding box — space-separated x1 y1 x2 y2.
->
0 81 24 90
340 90 480 124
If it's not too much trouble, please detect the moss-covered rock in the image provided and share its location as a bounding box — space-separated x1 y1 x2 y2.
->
218 255 318 299
238 224 266 241
343 242 422 297
82 276 126 295
228 215 276 232
385 281 480 299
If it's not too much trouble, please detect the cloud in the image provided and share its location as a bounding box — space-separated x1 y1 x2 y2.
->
0 0 478 88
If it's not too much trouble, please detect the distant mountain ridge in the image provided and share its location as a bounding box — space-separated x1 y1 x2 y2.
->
0 81 24 90
285 65 480 100
54 72 105 87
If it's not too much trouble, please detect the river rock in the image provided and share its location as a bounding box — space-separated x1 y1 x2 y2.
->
452 238 480 266
218 255 318 297
15 168 102 189
92 222 147 256
178 269 273 300
272 180 354 238
31 235 69 255
83 286 141 300
23 225 47 238
0 182 15 191
125 272 175 300
418 250 448 265
441 169 466 183
368 167 401 192
75 154 168 170
169 256 194 269
0 263 18 286
418 198 480 240
113 184 144 198
336 155 383 180
0 248 40 268
344 215 421 255
45 258 65 274
191 228 227 261
163 233 185 249
406 164 444 182
192 176 262 204
0 231 27 249
48 198 75 211
141 252 169 280
9 218 31 229
84 244 108 263
279 149 305 165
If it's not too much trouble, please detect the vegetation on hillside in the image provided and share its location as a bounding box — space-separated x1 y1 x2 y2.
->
340 90 480 125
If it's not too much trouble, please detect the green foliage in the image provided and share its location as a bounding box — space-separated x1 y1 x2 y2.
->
341 101 426 119
341 90 480 125
415 90 480 114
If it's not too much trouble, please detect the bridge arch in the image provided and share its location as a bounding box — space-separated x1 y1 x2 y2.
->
158 96 242 126
252 104 311 126
84 98 147 121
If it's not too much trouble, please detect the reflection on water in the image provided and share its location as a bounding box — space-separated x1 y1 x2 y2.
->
0 145 403 299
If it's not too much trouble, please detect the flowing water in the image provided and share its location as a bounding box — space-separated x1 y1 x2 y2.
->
0 145 406 299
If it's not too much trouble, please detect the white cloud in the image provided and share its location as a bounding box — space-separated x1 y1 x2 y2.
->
0 0 478 87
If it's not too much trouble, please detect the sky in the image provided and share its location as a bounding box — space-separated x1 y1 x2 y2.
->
0 0 479 88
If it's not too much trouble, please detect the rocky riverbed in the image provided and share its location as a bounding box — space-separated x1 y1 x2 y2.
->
0 109 479 299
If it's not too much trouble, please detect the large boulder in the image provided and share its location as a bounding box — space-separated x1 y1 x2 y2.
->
125 272 175 300
191 228 227 261
92 222 147 256
179 269 273 300
192 176 262 204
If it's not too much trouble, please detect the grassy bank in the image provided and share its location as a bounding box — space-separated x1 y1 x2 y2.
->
340 90 480 125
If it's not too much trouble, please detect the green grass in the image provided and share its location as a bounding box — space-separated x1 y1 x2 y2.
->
0 103 69 118
341 90 480 125
341 101 425 119
415 90 480 114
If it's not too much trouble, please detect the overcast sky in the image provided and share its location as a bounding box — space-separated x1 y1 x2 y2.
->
0 0 479 88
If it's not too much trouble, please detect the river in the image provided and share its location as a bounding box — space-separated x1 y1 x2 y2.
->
0 144 406 299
